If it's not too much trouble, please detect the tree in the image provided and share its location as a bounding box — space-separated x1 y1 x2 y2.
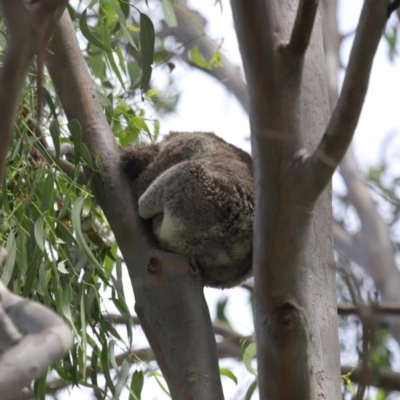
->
0 0 396 399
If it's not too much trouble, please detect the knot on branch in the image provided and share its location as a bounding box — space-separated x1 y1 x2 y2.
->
147 256 162 274
274 303 299 329
187 371 197 384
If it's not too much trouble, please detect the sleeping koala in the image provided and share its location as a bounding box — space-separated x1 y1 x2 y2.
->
120 132 254 288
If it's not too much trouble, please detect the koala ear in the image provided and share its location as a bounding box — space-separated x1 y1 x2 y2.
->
120 143 159 182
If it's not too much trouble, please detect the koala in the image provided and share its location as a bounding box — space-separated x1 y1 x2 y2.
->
120 132 254 288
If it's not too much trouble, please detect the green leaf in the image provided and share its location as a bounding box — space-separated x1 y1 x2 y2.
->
220 368 238 384
91 347 99 386
34 214 46 252
129 370 144 400
129 117 150 135
190 45 211 70
150 372 170 397
34 375 47 400
41 173 55 213
80 143 93 169
105 0 127 23
106 50 125 88
89 53 106 79
101 342 116 392
88 0 97 9
116 46 127 74
146 88 161 98
80 9 108 51
68 120 82 164
103 25 125 88
80 293 87 378
244 379 258 400
15 230 28 275
243 342 257 375
216 296 229 324
43 88 58 119
127 25 140 32
139 13 155 92
162 0 177 27
1 231 16 285
96 90 113 107
128 61 142 88
214 0 223 11
101 23 113 53
114 359 132 399
71 197 106 279
119 0 130 18
49 119 60 163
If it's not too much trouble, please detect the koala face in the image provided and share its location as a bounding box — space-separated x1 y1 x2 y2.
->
121 132 254 288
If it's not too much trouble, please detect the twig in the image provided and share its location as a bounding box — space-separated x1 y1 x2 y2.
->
34 123 88 184
309 0 387 196
338 302 400 316
342 365 400 392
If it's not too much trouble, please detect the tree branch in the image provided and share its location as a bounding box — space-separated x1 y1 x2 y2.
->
157 0 249 113
0 0 35 182
310 0 387 193
0 281 73 400
342 365 400 392
387 0 400 17
45 11 224 399
230 0 283 114
285 0 319 68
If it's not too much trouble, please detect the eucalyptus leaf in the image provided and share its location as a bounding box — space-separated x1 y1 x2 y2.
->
139 13 155 92
80 9 108 51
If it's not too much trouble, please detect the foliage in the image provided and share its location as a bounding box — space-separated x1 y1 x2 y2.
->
0 0 240 398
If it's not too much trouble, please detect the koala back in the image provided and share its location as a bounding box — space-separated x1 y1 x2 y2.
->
121 132 254 288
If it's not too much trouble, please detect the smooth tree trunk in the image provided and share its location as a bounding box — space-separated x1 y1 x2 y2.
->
231 0 387 398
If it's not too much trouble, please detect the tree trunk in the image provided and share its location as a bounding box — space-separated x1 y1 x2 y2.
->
231 0 385 397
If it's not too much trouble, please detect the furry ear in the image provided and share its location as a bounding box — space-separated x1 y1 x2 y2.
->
120 143 159 182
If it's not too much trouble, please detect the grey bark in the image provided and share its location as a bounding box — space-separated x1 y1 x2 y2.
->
230 0 386 398
229 0 341 398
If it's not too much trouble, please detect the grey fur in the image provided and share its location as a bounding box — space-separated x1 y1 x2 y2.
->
120 132 254 288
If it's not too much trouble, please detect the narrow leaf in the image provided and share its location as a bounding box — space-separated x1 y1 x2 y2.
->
244 379 258 400
68 120 82 164
80 9 108 51
139 13 155 92
220 368 238 384
41 173 55 213
162 0 177 27
114 359 132 399
129 370 144 400
1 231 16 285
34 214 46 252
71 198 106 279
49 119 60 162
